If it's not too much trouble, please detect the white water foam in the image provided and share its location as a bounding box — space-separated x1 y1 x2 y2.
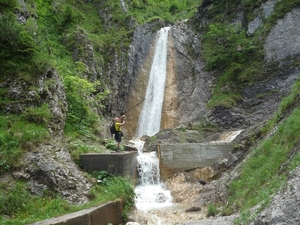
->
133 139 172 212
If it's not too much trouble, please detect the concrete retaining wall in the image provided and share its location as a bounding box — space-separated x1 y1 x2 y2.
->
30 200 123 225
80 151 138 181
158 142 234 179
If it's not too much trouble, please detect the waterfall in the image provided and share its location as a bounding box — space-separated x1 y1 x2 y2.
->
133 27 173 212
136 27 170 138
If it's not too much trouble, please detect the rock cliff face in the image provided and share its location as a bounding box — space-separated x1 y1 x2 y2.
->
124 5 300 134
124 19 214 138
2 68 67 134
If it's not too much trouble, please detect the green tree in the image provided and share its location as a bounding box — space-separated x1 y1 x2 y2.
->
0 13 37 76
0 0 17 10
202 22 255 74
64 75 109 134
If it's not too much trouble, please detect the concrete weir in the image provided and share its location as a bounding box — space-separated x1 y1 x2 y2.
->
80 151 138 180
158 142 234 180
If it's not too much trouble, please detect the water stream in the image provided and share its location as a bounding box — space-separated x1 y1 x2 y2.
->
132 27 173 219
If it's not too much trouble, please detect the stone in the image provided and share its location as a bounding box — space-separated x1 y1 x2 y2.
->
185 207 201 212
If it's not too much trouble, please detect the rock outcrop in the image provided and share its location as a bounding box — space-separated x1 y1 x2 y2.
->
14 141 93 205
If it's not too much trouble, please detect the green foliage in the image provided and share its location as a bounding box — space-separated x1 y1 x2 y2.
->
0 13 37 77
273 0 300 19
262 77 300 135
201 22 262 107
105 138 117 150
91 172 135 221
289 151 300 171
22 104 53 125
207 91 242 108
64 75 108 137
58 5 76 31
0 182 35 216
207 203 219 217
199 0 240 22
0 114 49 174
200 1 300 109
192 117 218 133
233 210 256 225
68 139 105 163
0 0 17 10
202 22 256 73
127 0 200 24
0 181 71 225
92 170 113 185
228 77 300 222
228 108 300 221
0 173 134 224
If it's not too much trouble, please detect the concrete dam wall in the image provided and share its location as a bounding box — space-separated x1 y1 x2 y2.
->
158 142 234 180
30 200 123 225
80 151 138 181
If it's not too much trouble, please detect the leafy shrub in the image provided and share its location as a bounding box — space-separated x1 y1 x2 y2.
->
0 0 17 10
207 203 219 217
22 104 53 125
105 138 118 151
0 13 37 76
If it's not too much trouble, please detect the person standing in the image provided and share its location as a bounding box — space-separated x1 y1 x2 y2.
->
114 115 126 152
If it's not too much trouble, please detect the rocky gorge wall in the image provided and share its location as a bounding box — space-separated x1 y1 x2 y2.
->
124 19 213 138
123 1 300 138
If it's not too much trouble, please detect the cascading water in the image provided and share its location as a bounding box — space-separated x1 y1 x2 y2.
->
133 27 173 213
136 27 170 138
134 140 172 212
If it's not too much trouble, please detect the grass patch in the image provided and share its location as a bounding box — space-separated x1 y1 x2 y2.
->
207 203 219 217
0 173 135 224
0 114 49 174
227 108 300 222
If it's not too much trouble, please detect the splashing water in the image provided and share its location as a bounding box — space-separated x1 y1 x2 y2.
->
133 140 172 212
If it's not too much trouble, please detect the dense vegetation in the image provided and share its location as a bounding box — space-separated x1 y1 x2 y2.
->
1 0 300 224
